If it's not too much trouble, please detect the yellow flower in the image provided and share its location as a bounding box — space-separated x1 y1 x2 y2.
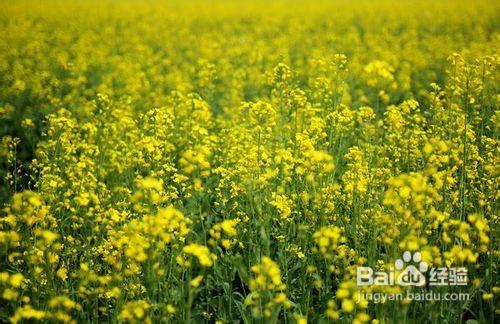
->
10 306 45 323
118 300 150 322
209 219 239 249
312 226 346 259
246 257 290 318
342 299 355 313
190 275 204 288
482 293 493 301
9 273 24 288
181 244 217 267
166 304 176 314
57 267 68 281
270 193 293 221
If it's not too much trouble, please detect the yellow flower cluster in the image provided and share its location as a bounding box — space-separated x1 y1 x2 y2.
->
245 257 291 318
327 280 370 323
178 244 217 268
313 226 347 260
103 206 191 267
0 272 24 301
118 300 151 323
269 193 293 221
208 219 239 249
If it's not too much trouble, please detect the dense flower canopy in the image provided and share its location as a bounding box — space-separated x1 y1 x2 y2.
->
0 0 498 323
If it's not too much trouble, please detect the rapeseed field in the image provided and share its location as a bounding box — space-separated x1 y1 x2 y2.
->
0 0 498 323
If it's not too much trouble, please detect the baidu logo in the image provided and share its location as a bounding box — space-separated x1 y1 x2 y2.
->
357 251 467 287
395 251 428 286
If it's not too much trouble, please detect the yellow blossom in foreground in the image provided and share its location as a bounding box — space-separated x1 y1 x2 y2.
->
245 257 291 318
118 300 151 323
179 244 217 267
